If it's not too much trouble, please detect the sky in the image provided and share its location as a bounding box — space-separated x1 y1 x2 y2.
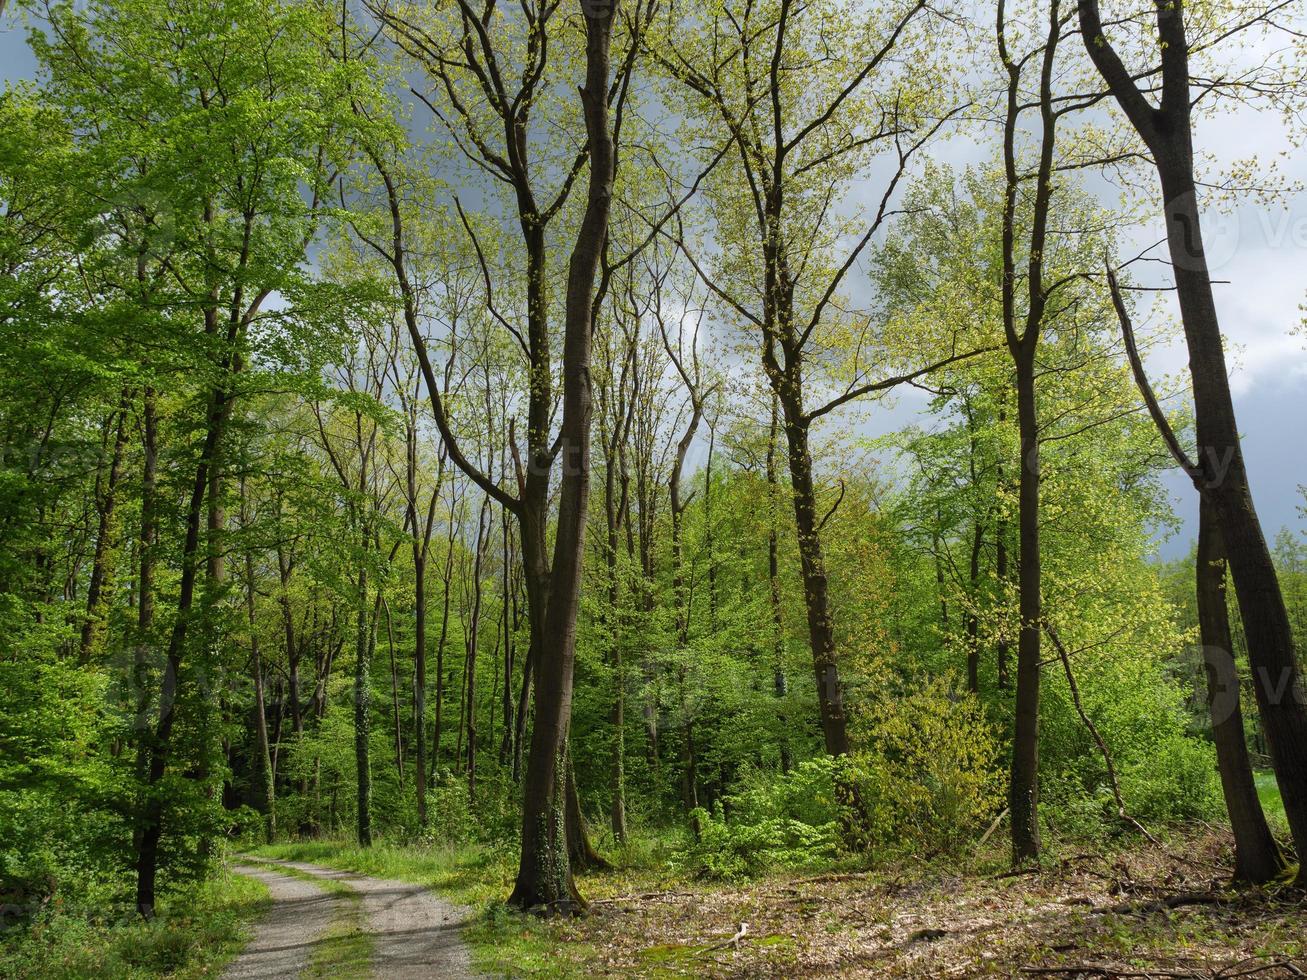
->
3 7 1303 561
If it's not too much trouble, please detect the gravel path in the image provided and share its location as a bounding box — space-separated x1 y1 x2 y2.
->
223 863 343 979
234 858 478 979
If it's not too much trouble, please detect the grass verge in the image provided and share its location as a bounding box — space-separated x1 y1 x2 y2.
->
1255 770 1287 830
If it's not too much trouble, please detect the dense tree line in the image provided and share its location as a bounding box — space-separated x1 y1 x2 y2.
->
2 0 1306 932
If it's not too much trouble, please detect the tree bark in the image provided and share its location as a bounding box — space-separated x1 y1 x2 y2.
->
80 394 130 663
135 382 229 917
354 556 373 847
766 398 792 772
507 0 614 913
241 477 275 843
1008 351 1042 864
1197 497 1285 884
779 409 850 756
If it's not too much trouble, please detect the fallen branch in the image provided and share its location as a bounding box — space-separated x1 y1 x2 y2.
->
1093 890 1228 916
978 808 1009 849
697 922 749 954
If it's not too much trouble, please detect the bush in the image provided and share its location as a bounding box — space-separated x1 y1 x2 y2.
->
0 869 268 979
679 757 841 880
676 678 1007 879
1118 733 1222 824
847 677 1006 858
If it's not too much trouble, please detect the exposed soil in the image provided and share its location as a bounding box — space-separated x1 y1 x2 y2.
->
223 863 344 979
247 858 478 979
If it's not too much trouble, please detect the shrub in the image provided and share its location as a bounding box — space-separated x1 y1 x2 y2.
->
678 757 841 880
676 678 1006 879
844 677 1006 858
1117 733 1222 824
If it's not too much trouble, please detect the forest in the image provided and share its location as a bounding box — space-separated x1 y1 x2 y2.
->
1 0 1306 975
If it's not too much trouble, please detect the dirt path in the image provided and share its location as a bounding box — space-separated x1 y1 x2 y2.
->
233 858 478 979
223 863 344 979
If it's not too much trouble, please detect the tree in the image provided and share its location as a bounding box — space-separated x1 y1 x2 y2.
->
656 0 973 755
1081 0 1307 880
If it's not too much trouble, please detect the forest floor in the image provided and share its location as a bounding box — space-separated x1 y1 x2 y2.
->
254 829 1306 979
226 857 477 978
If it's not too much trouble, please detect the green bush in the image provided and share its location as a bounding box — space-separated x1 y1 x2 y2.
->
679 757 841 880
0 868 268 979
1117 733 1222 824
677 679 1006 879
846 677 1006 858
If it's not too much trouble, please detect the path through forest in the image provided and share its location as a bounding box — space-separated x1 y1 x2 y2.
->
226 858 478 979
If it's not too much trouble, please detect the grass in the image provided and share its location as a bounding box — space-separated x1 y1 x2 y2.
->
1254 770 1287 829
251 838 514 906
244 821 1305 979
0 868 270 979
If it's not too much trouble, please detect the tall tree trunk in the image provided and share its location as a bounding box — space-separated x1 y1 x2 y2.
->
605 443 629 842
507 0 614 913
135 384 229 917
80 395 130 663
766 398 792 772
241 477 275 843
1008 349 1041 864
1157 162 1307 879
410 427 440 827
433 500 457 774
354 554 373 848
778 409 850 756
565 748 610 871
464 497 490 801
499 511 516 768
381 595 404 790
995 424 1011 692
966 520 983 694
1198 497 1285 884
1080 0 1307 879
131 390 158 821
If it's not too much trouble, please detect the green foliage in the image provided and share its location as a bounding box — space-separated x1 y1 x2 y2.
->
681 758 842 880
849 679 1007 858
679 681 1005 880
0 869 268 979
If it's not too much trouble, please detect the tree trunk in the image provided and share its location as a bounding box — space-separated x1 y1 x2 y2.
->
565 750 610 871
1197 497 1285 884
779 410 850 756
605 448 629 842
1156 163 1307 881
135 390 227 917
241 478 275 843
1008 350 1041 864
507 0 613 913
80 395 130 663
766 399 792 772
381 595 404 790
995 461 1011 691
433 506 456 775
1080 0 1307 884
354 556 373 848
967 520 983 694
